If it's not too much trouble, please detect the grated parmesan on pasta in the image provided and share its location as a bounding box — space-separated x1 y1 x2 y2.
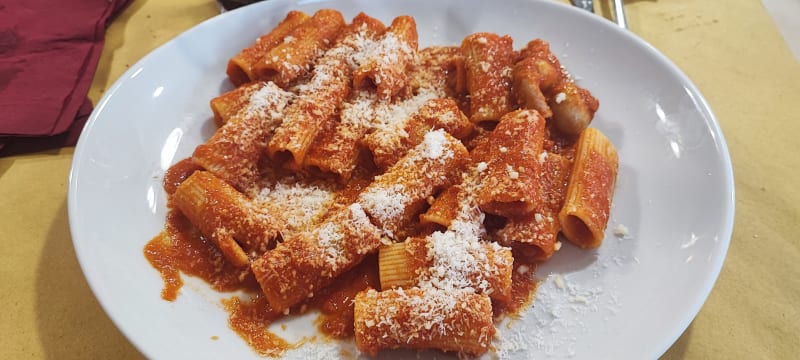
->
254 178 336 237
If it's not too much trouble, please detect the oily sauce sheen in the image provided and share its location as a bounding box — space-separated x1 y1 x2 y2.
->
162 158 203 196
493 259 539 317
144 210 258 300
311 256 380 338
222 295 289 356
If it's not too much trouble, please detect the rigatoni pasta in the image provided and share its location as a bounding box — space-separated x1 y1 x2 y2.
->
144 9 620 359
252 9 346 87
378 234 513 302
410 46 467 97
301 91 377 179
462 33 514 123
419 184 462 228
250 203 382 312
377 238 425 290
266 20 355 167
559 128 619 248
357 129 469 239
192 81 293 193
208 82 264 127
300 13 387 178
363 98 472 169
517 39 599 135
172 171 279 267
226 10 310 86
497 152 573 262
475 109 546 217
352 15 418 99
511 56 553 118
354 288 495 356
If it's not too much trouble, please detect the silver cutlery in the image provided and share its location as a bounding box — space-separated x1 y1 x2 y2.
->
612 0 628 29
570 0 628 29
570 0 594 13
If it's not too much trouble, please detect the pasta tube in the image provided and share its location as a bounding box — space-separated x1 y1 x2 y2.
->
461 33 514 124
208 82 265 127
251 203 382 312
301 92 375 180
357 129 469 239
549 81 600 136
475 109 546 217
352 16 418 99
419 185 462 228
511 57 552 118
364 98 473 169
252 9 346 87
410 46 467 97
518 39 599 135
172 171 279 267
516 39 562 92
559 128 618 248
266 48 352 168
163 157 203 196
337 12 387 43
193 82 293 193
354 288 495 356
226 10 310 86
377 239 425 290
301 14 388 179
378 235 513 301
269 13 393 168
497 152 572 262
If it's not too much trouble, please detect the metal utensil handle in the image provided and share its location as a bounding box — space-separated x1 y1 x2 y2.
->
570 0 594 12
613 0 628 29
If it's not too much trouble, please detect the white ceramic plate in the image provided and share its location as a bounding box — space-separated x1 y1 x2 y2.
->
68 0 735 359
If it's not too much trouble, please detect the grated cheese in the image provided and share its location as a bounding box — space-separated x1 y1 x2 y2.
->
506 164 519 179
417 212 509 296
254 178 335 237
240 82 294 121
368 88 438 140
316 222 345 270
538 151 549 163
347 31 413 73
357 183 409 237
553 274 566 289
418 129 454 160
613 224 629 238
517 264 530 275
339 91 377 130
364 287 465 342
555 92 567 104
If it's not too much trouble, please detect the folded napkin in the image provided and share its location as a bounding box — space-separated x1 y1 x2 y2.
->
0 0 131 156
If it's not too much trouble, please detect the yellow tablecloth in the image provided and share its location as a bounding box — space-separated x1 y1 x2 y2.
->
2 0 797 358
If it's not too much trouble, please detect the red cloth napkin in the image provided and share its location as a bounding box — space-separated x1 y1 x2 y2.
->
0 0 132 155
